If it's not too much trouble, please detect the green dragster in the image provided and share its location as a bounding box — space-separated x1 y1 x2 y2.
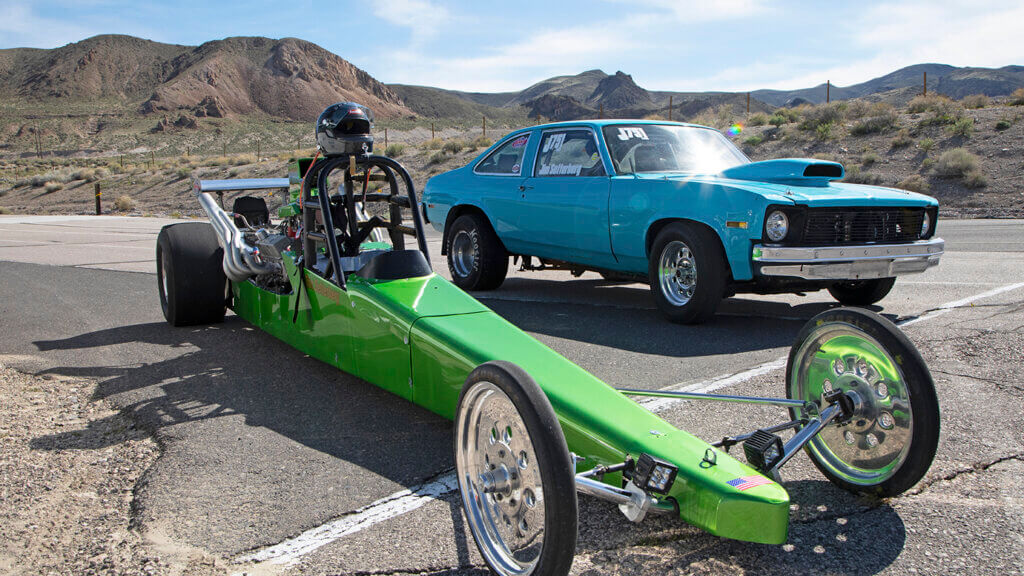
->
157 154 939 576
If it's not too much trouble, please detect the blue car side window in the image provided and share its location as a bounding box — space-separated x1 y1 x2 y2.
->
474 134 530 176
534 129 606 177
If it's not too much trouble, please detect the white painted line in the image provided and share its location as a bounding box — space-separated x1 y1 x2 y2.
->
231 280 1024 567
235 471 458 566
898 281 1024 327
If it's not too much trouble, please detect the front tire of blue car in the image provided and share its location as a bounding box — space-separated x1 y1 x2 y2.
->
455 361 577 576
648 223 726 324
447 213 508 291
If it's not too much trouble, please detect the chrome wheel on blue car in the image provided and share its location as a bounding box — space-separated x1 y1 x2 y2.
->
648 222 726 324
447 213 509 291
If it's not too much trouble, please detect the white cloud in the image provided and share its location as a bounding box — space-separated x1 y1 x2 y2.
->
607 0 767 22
371 0 451 45
376 14 658 91
0 3 93 48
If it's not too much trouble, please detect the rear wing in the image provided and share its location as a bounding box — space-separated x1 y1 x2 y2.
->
192 178 291 195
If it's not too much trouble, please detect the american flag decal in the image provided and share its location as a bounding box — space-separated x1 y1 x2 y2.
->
726 475 773 491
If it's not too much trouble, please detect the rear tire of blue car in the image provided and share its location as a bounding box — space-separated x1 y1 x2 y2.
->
447 213 508 291
455 361 578 576
157 222 227 327
648 223 726 324
828 277 896 306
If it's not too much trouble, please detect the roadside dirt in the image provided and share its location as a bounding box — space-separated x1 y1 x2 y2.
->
0 362 227 575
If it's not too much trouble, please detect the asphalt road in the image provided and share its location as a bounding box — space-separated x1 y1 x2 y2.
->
1 215 1022 575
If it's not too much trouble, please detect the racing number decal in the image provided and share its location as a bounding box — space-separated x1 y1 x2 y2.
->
617 127 649 141
542 133 566 152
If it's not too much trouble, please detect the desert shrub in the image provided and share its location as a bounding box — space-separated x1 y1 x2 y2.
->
428 151 447 165
768 114 788 127
175 167 191 179
203 156 230 167
0 206 10 215
851 111 898 135
963 169 987 188
423 138 444 150
228 168 240 177
44 181 63 193
947 116 974 138
71 168 97 181
442 140 465 154
921 157 936 171
1010 88 1024 106
861 151 880 166
960 94 989 109
995 119 1012 131
384 143 406 157
799 103 845 131
114 195 134 211
919 138 935 153
934 148 980 177
743 135 764 146
843 165 882 185
30 174 49 187
907 94 955 114
95 167 110 179
897 174 930 193
747 113 768 126
890 129 913 149
471 135 493 149
815 121 836 140
171 211 182 219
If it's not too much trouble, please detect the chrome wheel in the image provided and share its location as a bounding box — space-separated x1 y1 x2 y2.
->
456 381 545 576
451 229 477 279
658 240 697 306
789 322 913 486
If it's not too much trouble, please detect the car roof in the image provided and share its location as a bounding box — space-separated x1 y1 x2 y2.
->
521 119 713 131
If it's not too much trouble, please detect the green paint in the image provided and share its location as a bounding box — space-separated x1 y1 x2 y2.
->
231 251 790 544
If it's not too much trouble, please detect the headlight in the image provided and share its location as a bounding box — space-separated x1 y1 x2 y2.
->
921 212 931 237
765 210 789 242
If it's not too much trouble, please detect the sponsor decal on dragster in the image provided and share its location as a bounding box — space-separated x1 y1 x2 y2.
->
304 274 341 305
726 476 773 491
617 127 649 141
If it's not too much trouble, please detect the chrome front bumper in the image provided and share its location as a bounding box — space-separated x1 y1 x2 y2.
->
752 238 944 280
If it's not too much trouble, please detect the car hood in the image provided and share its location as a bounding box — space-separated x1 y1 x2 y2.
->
635 158 937 207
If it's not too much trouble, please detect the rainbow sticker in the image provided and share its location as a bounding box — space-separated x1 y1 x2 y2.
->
728 123 743 136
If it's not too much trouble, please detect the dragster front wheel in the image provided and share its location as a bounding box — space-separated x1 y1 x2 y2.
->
454 362 577 576
786 308 939 497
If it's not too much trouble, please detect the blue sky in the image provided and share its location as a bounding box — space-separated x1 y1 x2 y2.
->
1 1 1021 93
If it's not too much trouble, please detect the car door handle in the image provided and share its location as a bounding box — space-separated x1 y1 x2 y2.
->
519 185 534 191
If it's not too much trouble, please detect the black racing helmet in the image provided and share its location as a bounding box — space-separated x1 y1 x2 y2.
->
316 102 374 156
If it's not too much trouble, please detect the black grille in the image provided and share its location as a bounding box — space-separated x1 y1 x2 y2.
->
800 208 924 245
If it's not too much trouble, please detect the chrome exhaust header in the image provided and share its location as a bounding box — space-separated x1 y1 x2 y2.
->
192 178 282 281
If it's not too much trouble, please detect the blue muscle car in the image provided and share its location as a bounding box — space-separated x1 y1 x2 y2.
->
422 120 943 323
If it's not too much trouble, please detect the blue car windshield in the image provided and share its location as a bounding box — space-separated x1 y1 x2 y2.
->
602 124 749 175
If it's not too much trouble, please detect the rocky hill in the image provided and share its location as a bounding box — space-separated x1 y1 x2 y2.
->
0 35 411 121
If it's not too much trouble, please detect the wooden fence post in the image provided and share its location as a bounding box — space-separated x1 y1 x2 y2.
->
384 128 388 149
746 92 750 115
826 80 830 103
668 95 673 121
94 182 101 215
256 139 261 160
599 103 603 119
431 122 435 140
923 71 927 96
482 115 486 138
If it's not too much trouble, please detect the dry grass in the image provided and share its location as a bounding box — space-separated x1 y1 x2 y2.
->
934 148 980 177
0 206 11 214
384 143 406 157
890 129 913 149
423 138 444 150
442 139 466 154
851 111 898 135
1010 88 1024 106
843 165 883 185
43 181 63 193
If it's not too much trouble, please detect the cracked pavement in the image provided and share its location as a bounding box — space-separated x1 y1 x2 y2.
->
0 217 1022 575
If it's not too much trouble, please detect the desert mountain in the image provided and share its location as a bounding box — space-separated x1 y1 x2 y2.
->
0 34 411 121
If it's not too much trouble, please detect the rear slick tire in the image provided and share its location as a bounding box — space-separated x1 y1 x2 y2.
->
157 222 227 326
648 222 726 324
